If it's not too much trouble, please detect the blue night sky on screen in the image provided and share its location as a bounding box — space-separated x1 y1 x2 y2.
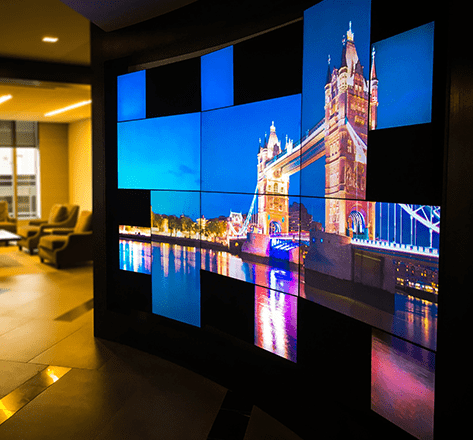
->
302 0 371 135
118 112 201 191
201 45 234 111
301 196 326 228
201 192 257 220
373 21 434 130
201 94 302 195
117 70 146 122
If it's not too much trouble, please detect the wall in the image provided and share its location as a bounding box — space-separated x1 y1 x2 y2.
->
68 118 92 211
38 122 69 219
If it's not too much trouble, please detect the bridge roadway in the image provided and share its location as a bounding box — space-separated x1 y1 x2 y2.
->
351 238 439 267
260 234 439 270
264 119 326 177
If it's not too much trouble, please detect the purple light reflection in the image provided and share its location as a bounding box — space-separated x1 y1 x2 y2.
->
255 286 297 362
371 329 435 440
200 248 299 296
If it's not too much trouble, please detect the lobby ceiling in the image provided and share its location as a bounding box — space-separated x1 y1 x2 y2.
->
0 79 91 123
0 0 90 122
0 0 196 123
0 0 90 66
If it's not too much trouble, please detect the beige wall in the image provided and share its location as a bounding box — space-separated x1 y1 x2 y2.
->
38 122 69 219
68 118 92 212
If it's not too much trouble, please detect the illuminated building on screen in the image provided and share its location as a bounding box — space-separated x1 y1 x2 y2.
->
257 122 291 235
324 22 376 239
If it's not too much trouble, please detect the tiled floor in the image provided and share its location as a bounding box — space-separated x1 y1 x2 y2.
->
0 246 303 440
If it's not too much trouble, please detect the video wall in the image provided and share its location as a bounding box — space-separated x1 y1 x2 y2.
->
116 1 438 438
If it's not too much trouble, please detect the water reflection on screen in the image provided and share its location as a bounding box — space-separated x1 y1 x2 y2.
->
119 239 151 275
255 286 297 363
152 242 201 327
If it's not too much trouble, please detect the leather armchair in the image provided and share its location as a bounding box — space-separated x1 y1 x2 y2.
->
0 201 17 233
38 211 93 269
17 204 79 254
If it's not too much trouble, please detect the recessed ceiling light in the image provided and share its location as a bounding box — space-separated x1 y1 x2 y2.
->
0 94 12 104
42 36 58 43
44 100 92 117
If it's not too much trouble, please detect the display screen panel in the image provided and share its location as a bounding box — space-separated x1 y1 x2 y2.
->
117 70 146 122
301 197 439 350
201 45 234 111
370 21 434 130
119 225 152 275
201 94 302 196
371 329 435 440
255 286 297 363
118 112 201 190
151 191 201 327
301 0 371 199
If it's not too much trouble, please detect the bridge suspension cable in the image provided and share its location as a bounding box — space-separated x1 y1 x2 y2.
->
399 204 440 234
228 184 259 237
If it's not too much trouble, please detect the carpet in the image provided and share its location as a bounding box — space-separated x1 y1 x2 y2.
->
0 255 21 268
0 247 57 278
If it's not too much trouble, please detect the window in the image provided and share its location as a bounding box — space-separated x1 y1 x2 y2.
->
0 121 40 219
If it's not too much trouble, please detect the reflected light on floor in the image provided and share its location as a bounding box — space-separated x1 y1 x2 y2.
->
0 366 71 425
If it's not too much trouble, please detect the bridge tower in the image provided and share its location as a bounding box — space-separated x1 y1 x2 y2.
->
324 22 375 239
369 46 379 130
257 122 290 235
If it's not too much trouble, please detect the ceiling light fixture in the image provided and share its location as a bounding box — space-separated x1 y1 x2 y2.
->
0 94 13 104
42 36 58 43
44 99 92 117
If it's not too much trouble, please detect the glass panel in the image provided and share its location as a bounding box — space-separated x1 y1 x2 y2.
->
0 148 15 214
16 148 40 218
0 121 13 146
15 121 37 147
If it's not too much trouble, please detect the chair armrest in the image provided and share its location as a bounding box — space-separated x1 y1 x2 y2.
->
38 222 72 233
51 228 75 235
29 219 47 226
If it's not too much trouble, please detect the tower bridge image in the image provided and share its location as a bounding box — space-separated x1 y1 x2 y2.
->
225 22 439 305
229 21 377 243
140 21 439 308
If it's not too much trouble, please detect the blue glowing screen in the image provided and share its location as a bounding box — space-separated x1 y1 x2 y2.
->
201 46 234 111
201 94 301 195
151 190 201 327
117 70 146 122
371 21 434 130
118 112 201 190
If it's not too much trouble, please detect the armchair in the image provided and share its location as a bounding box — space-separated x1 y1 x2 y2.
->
17 204 79 254
38 211 93 269
0 201 17 234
